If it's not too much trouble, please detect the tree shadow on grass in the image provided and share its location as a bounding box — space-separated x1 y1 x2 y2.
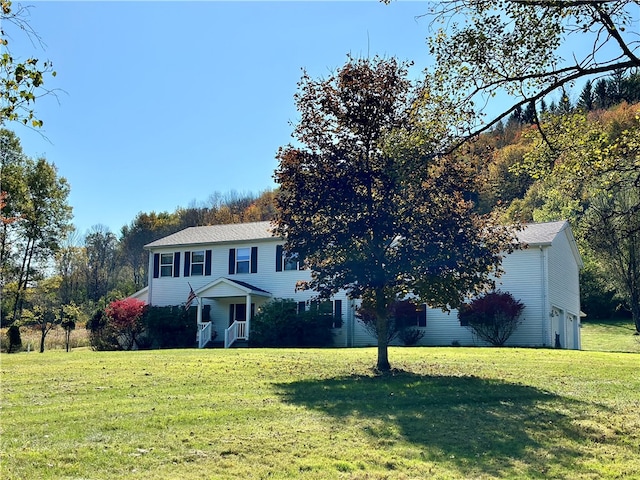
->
274 370 594 478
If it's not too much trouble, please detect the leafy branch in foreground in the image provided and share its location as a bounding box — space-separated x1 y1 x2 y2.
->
423 0 640 149
1 0 57 128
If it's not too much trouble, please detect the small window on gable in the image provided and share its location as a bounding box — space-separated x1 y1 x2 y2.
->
160 253 173 277
236 247 251 274
191 250 205 276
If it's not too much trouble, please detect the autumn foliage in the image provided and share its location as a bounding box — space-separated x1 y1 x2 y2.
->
104 298 147 350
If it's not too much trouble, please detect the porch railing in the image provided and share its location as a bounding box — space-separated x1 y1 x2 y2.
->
198 322 213 349
224 321 247 348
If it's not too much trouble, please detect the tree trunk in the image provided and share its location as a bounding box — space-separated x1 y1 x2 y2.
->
375 288 391 372
39 325 46 353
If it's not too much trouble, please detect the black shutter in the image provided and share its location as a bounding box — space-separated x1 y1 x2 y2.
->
228 248 236 274
184 251 191 277
205 250 212 276
250 246 258 273
153 253 160 278
419 306 427 327
229 304 234 325
275 245 283 272
297 301 306 314
173 252 180 277
334 299 343 328
334 300 342 320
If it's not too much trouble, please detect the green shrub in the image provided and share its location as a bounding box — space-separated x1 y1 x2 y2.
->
86 309 120 351
249 299 335 347
6 325 22 353
142 306 197 349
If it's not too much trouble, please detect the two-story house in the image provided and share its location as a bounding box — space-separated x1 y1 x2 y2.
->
138 220 582 349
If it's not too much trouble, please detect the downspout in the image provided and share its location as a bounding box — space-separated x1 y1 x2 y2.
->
540 246 549 346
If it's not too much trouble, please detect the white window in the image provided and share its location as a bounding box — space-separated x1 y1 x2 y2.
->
160 253 173 277
191 250 204 276
284 252 300 271
236 247 250 274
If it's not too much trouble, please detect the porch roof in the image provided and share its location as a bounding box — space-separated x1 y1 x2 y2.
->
194 277 272 299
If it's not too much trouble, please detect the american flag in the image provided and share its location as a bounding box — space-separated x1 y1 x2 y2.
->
185 286 197 310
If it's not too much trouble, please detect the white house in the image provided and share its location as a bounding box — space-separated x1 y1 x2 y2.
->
140 220 582 349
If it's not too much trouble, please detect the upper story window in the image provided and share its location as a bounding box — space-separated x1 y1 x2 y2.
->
228 247 258 274
160 253 174 277
236 247 251 274
190 250 205 276
153 252 180 278
276 245 302 271
184 250 212 277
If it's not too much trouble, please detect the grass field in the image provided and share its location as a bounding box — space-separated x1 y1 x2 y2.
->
580 319 640 353
2 340 639 479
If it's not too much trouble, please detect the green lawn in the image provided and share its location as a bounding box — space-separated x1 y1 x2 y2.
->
581 318 640 353
1 343 639 479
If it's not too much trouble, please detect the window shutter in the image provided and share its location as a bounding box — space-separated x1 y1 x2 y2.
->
228 249 236 275
419 306 427 327
275 245 283 272
153 253 160 278
173 252 180 277
334 299 343 328
229 304 234 326
183 251 191 277
250 246 258 273
334 300 342 320
205 250 212 276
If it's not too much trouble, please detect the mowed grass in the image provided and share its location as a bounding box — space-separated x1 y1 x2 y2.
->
2 343 639 480
581 318 640 353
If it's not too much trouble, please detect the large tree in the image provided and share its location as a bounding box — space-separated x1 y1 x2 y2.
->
274 56 517 371
424 0 640 147
7 154 73 323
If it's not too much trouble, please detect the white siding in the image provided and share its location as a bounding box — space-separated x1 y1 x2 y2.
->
147 222 581 349
547 229 582 349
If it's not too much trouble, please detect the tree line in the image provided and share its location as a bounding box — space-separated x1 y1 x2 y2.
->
1 128 276 349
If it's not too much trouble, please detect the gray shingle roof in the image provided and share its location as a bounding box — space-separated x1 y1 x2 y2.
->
518 220 567 245
144 221 277 249
145 219 570 249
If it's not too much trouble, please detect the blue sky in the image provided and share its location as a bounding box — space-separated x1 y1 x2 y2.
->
7 1 435 236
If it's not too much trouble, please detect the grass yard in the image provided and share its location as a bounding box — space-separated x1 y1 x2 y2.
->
581 319 640 353
1 345 639 479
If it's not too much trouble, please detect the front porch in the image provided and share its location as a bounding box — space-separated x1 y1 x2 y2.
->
193 278 272 348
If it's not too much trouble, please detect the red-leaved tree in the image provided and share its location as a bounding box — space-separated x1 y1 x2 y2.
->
105 298 147 350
